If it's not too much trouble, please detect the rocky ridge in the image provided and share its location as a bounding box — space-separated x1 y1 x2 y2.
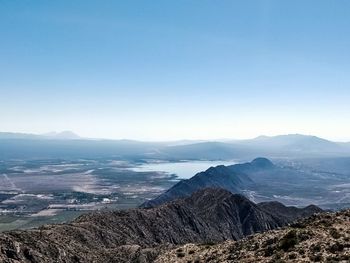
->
0 188 321 263
156 209 350 262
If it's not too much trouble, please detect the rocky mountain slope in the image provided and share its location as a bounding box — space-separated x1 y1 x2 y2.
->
0 188 320 263
156 208 350 262
142 158 279 208
141 159 262 208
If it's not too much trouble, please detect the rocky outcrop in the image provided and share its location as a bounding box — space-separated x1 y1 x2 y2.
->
156 209 349 262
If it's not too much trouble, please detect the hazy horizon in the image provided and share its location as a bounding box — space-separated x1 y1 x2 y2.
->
2 130 350 143
1 1 350 141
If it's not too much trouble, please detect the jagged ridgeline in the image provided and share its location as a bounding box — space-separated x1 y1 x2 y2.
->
0 188 321 262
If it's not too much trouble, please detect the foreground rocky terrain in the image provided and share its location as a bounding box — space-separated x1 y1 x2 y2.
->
0 188 320 262
156 209 350 262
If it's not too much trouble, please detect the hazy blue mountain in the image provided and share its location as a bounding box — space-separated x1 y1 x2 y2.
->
154 134 350 160
0 131 81 140
0 132 350 160
41 131 81 140
0 132 42 140
155 141 250 160
0 138 164 159
235 134 344 154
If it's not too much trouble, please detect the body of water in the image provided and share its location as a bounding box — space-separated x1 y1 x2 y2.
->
131 160 237 179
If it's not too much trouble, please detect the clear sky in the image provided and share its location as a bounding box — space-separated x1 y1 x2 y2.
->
1 0 350 141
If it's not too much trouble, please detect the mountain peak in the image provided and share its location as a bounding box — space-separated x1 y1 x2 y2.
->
42 131 81 140
141 162 254 208
251 157 275 168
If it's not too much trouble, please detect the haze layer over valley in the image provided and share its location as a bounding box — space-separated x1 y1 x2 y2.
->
1 132 350 231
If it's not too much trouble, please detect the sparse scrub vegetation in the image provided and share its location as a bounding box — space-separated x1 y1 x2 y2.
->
329 228 341 239
155 209 350 263
279 230 298 251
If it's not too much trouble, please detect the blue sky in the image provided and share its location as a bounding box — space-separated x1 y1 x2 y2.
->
1 0 350 141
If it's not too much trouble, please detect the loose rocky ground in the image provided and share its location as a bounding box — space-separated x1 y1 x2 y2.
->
156 209 350 262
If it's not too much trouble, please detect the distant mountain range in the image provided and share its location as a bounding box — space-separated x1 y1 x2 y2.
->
0 131 81 140
0 188 321 262
236 134 345 152
0 132 350 159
